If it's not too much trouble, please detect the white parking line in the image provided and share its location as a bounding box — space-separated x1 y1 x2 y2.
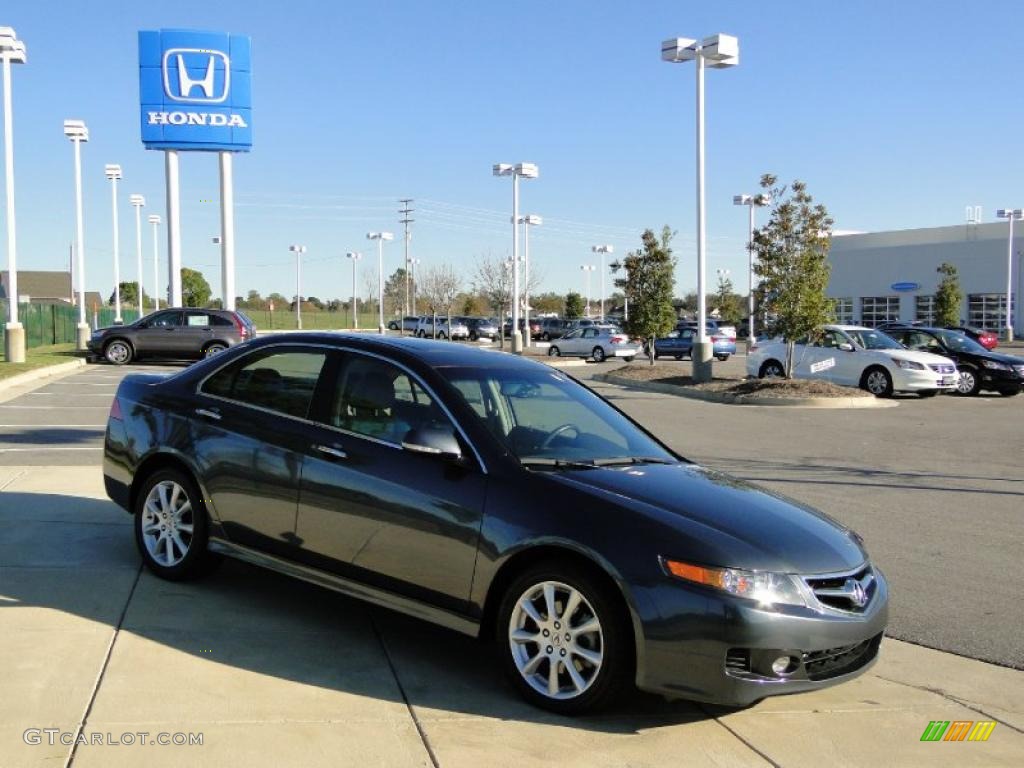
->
0 446 100 452
0 424 105 428
0 405 111 409
26 392 114 396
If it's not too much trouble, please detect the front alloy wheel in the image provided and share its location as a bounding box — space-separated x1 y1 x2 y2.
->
863 367 894 397
956 368 980 396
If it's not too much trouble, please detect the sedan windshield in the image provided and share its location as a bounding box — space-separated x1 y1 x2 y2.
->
933 329 987 354
441 367 675 466
844 329 904 350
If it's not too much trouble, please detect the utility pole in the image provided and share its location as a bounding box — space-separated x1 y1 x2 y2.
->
399 199 414 318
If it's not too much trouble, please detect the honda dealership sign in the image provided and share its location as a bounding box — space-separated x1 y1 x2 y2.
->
138 29 252 151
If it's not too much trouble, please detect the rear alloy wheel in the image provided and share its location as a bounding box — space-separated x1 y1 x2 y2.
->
759 360 784 378
104 339 133 365
548 346 561 357
204 342 228 358
716 354 730 362
438 331 447 340
863 367 894 397
955 367 981 396
592 347 606 363
134 468 218 581
498 563 631 714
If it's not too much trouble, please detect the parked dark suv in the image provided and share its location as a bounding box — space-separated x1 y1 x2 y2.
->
538 317 567 341
88 308 255 365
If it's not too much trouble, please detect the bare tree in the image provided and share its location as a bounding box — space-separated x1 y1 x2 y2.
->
473 253 513 348
362 267 378 325
419 263 461 340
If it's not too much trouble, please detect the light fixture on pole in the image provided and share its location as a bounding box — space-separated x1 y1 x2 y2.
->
104 164 123 323
366 232 394 334
733 193 769 345
493 162 539 353
581 264 596 317
289 244 306 330
63 118 90 349
662 33 739 381
592 245 614 322
129 194 145 316
147 214 161 311
346 251 362 329
996 208 1023 342
517 214 542 347
0 26 26 362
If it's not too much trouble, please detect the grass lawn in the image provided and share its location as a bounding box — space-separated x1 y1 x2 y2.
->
0 343 82 381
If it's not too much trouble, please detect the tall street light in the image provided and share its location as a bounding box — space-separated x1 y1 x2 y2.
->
493 162 539 353
0 26 26 362
609 259 628 321
129 194 145 316
346 251 362 329
996 208 1023 341
581 264 596 317
64 119 90 349
289 244 306 330
104 164 123 323
733 193 769 345
366 232 394 334
662 33 739 382
518 214 542 348
148 215 161 311
592 245 614 322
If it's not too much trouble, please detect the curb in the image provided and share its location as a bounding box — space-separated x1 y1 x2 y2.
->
594 372 897 408
0 358 88 397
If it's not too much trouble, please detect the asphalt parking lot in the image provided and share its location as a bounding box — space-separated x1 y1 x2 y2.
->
1 355 1022 767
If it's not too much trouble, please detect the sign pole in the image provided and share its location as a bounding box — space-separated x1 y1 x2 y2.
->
219 151 235 311
165 149 182 307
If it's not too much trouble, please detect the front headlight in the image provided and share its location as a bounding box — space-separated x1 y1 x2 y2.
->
661 558 808 608
894 358 925 370
981 359 1010 370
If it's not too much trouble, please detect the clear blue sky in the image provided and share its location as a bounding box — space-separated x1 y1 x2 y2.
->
2 0 1022 304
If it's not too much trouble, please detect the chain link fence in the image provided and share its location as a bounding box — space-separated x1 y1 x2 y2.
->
0 301 140 349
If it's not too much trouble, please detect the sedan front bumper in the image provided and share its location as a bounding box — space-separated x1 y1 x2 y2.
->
891 366 958 392
634 566 888 706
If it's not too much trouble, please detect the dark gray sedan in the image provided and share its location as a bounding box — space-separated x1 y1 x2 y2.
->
103 334 887 714
88 308 254 364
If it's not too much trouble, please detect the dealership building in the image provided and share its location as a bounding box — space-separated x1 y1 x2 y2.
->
826 221 1020 335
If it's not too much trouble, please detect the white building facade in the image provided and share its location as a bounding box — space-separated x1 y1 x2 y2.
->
827 222 1020 335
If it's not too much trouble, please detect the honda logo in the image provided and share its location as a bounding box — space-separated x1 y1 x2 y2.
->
162 48 230 104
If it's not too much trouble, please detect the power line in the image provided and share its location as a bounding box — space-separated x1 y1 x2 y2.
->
399 198 414 315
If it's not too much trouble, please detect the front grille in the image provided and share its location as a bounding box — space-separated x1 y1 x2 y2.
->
803 634 882 681
928 364 956 374
804 566 876 613
725 648 751 673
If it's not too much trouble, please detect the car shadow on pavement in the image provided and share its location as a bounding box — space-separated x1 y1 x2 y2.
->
0 428 105 445
0 491 714 734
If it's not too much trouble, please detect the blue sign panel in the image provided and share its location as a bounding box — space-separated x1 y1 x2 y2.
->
138 29 252 151
891 282 919 292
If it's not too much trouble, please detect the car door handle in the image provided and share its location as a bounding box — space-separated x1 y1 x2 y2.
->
194 408 222 421
313 444 348 460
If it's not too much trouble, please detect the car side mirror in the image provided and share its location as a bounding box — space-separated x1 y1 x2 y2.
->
839 343 854 352
402 427 463 462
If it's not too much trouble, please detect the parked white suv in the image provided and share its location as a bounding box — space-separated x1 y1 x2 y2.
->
746 325 959 397
415 316 469 340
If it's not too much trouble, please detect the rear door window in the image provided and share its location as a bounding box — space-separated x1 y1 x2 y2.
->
202 347 328 419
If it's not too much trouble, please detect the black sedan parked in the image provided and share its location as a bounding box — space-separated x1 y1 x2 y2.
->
885 326 1024 396
103 334 887 713
88 308 254 365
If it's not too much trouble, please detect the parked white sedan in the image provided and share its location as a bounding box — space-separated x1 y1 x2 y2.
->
547 325 642 363
746 325 959 397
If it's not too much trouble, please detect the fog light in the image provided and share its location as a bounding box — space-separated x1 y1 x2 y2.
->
772 655 797 675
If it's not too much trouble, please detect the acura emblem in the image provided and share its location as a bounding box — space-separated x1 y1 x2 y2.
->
849 579 868 608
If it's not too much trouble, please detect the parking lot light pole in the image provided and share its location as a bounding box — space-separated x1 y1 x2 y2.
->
581 264 596 317
409 258 421 315
346 251 362 329
995 208 1023 342
0 27 26 362
733 193 769 345
518 214 542 347
366 232 394 334
64 119 90 349
592 245 614 322
494 163 539 353
129 195 145 316
104 164 123 323
147 215 161 311
289 244 306 330
662 34 739 381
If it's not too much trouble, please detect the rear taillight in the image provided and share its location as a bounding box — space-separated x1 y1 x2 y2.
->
711 336 723 342
232 313 248 339
109 398 123 421
610 335 626 344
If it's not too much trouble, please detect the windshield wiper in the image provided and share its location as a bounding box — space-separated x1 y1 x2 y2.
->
591 456 676 467
519 457 599 470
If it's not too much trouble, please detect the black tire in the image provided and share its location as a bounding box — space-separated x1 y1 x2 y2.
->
918 389 940 398
955 367 981 396
203 342 228 358
674 354 683 361
496 560 633 715
133 467 220 581
438 331 447 340
759 360 784 378
716 355 729 362
104 339 133 366
592 347 606 363
623 356 635 362
542 333 551 342
861 366 894 398
469 331 478 341
548 346 561 357
416 330 425 338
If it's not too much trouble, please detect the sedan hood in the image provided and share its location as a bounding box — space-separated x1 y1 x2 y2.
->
548 462 866 574
876 349 954 367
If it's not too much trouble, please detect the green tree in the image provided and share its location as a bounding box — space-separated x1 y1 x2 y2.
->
180 268 212 308
564 292 584 319
713 275 744 325
108 282 149 308
531 291 565 315
616 226 677 365
751 175 834 377
384 268 410 317
934 262 962 327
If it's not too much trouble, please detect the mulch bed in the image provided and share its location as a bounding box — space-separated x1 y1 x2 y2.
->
608 365 871 399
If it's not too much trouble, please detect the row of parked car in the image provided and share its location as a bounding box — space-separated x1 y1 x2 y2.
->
747 323 1024 397
387 314 637 343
